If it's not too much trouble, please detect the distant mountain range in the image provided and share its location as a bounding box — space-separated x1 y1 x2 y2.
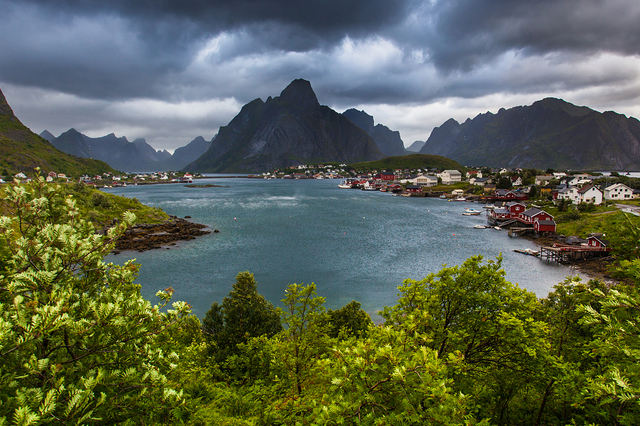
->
42 130 212 172
9 79 640 175
187 79 385 173
419 98 640 170
0 87 115 178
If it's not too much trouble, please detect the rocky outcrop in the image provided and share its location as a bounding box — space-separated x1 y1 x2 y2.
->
419 98 640 170
186 79 385 173
112 217 211 253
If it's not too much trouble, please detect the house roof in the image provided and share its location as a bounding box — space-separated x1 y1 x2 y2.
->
537 220 557 226
578 184 601 194
588 235 610 246
605 183 633 191
522 208 554 219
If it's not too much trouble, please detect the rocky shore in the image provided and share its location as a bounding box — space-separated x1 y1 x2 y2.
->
111 216 214 254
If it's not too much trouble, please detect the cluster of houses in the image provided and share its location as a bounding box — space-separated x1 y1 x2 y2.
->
3 170 197 187
538 174 636 205
488 201 557 233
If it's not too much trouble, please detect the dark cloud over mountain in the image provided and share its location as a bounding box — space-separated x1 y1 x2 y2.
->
1 0 639 151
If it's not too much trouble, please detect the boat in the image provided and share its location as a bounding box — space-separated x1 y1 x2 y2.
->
474 224 489 229
453 196 467 201
338 179 354 189
462 208 482 216
439 194 447 199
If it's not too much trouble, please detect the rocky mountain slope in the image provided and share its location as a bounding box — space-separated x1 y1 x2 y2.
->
406 140 425 152
0 87 115 178
187 79 385 173
419 98 640 170
45 130 211 172
342 109 407 157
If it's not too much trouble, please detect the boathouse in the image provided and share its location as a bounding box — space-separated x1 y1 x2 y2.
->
534 219 557 233
587 234 610 248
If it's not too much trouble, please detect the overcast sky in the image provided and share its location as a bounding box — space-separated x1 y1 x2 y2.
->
2 0 639 152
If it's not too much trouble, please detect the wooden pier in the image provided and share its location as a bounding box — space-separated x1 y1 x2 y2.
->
508 227 534 237
539 244 611 263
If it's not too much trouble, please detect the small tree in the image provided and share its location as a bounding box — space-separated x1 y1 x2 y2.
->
203 272 282 362
325 300 373 339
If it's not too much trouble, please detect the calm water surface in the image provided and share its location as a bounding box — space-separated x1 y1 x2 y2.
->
104 178 581 320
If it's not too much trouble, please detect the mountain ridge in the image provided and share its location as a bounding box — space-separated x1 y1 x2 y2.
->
342 109 407 157
45 129 212 172
419 97 640 170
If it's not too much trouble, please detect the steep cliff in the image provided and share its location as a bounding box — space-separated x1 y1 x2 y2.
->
342 108 407 157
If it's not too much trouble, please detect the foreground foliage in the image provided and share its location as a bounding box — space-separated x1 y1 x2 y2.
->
0 179 189 425
3 179 640 425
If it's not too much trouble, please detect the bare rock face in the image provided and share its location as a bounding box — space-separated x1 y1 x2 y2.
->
342 108 407 157
187 79 385 173
112 217 211 253
419 98 640 170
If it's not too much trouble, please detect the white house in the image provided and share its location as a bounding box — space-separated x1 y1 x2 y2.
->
438 170 462 184
416 175 438 187
568 177 593 187
557 187 580 203
578 185 603 205
14 172 27 179
535 175 554 186
604 183 634 200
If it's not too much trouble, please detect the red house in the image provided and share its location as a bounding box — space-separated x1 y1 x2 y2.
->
518 208 554 226
587 235 610 248
380 172 395 181
534 219 557 233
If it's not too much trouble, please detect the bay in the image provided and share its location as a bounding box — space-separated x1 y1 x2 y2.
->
104 178 581 320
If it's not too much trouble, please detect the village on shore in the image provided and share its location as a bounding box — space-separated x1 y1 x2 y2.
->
257 164 640 265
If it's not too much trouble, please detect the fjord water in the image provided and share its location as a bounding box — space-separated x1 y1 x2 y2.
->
104 178 580 320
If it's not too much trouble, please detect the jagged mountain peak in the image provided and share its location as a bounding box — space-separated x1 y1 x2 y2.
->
187 79 384 173
277 78 319 112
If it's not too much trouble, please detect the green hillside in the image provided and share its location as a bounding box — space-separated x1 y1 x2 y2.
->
349 153 465 171
0 88 116 178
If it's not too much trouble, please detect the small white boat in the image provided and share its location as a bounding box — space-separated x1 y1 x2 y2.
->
453 196 467 201
462 208 482 215
338 179 353 189
474 224 488 229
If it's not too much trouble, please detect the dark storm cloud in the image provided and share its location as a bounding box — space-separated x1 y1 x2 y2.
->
420 0 640 71
19 0 413 43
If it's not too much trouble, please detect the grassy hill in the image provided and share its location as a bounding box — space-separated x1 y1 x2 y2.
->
348 153 465 172
0 88 116 179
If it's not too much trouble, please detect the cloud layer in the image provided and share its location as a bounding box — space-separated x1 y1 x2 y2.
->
2 0 639 151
